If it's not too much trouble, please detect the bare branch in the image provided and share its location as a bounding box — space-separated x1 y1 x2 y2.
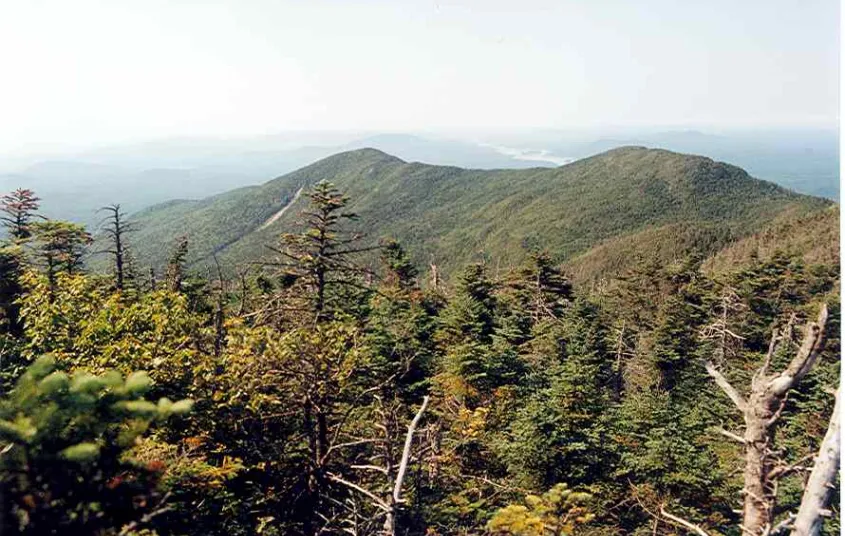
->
705 360 748 412
350 464 389 475
792 382 840 536
717 427 747 444
327 473 390 512
769 305 828 396
659 507 711 536
392 396 430 504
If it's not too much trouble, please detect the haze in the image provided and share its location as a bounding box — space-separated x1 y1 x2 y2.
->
0 0 838 156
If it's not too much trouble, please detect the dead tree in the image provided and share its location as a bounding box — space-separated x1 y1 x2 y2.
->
790 382 840 536
704 304 829 536
98 204 136 290
328 396 430 536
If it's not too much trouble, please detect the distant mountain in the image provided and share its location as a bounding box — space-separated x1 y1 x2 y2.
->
484 128 840 200
0 133 558 228
2 128 836 232
113 146 831 282
341 134 552 169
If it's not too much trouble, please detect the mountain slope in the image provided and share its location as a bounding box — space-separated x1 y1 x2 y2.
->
702 204 839 274
119 146 831 280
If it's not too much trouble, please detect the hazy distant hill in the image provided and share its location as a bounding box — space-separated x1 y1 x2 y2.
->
3 128 836 231
115 146 831 281
483 128 839 199
0 134 556 229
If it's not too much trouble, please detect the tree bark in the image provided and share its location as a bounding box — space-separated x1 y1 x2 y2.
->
705 304 829 536
791 383 840 536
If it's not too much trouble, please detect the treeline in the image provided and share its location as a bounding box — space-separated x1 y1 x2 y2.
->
0 184 838 535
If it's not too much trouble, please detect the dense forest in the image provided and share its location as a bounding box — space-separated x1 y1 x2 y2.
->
116 147 829 278
0 178 838 536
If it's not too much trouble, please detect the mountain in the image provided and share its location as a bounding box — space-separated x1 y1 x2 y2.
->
112 146 831 282
0 134 558 229
481 128 839 200
341 133 553 169
701 203 839 274
2 128 836 231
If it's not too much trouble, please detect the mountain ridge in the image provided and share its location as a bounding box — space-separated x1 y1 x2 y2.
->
112 145 832 281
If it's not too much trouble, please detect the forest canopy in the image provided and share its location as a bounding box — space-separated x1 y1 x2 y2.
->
0 181 838 536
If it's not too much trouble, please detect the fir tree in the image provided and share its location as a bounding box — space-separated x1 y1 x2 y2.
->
0 189 40 242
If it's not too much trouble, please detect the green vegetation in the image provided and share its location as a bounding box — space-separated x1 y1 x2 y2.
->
115 147 829 282
0 150 839 535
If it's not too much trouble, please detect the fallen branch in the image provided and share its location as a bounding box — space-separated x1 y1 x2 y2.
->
659 507 710 536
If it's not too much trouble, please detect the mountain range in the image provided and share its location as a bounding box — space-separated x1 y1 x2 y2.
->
111 145 834 283
1 128 837 231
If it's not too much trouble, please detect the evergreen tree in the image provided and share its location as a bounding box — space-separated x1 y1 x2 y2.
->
271 181 376 323
28 221 92 299
0 189 40 242
0 356 191 534
165 235 190 293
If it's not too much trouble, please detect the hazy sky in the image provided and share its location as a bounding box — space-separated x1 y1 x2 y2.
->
0 0 838 153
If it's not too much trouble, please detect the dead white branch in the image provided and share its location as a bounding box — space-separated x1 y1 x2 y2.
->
791 382 840 536
659 507 711 536
705 360 747 412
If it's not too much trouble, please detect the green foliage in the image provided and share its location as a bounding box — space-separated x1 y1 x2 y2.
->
29 220 92 277
495 299 612 490
19 270 204 398
0 180 837 536
118 147 829 282
0 356 191 534
488 484 594 536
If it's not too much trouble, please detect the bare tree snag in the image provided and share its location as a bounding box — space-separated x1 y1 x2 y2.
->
330 396 430 536
429 260 440 291
384 396 430 535
791 382 840 536
704 304 829 536
98 204 135 290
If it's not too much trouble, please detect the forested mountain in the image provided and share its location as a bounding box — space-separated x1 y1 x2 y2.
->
0 149 838 535
118 146 829 281
0 134 555 228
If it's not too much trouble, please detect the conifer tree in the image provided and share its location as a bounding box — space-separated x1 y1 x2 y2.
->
271 181 375 322
0 356 192 534
0 247 25 337
165 235 190 293
0 189 40 242
28 220 91 299
98 204 136 291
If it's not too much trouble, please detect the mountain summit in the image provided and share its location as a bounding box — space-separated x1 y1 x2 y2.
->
121 146 830 280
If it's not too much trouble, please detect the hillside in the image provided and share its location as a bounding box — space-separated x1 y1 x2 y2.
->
702 204 840 274
117 146 831 280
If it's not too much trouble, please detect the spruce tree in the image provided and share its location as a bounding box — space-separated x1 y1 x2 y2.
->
271 181 375 323
0 189 40 242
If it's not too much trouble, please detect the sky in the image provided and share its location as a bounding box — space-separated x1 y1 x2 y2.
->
0 0 839 154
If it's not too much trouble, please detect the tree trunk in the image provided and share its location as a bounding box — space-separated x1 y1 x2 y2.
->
705 305 829 536
742 389 779 534
792 383 840 536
